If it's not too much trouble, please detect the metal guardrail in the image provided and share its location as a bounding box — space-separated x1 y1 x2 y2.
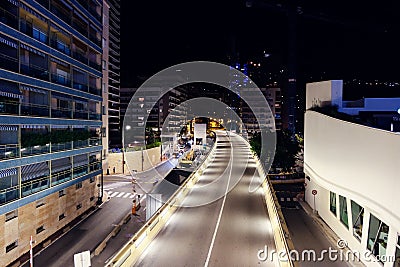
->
104 141 217 267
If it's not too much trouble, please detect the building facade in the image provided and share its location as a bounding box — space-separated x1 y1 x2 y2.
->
304 80 400 267
106 0 120 148
0 0 103 265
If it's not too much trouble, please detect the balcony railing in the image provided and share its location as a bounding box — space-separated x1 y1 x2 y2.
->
73 110 88 119
0 144 19 160
50 3 71 25
21 103 50 117
51 141 72 152
89 60 101 71
51 169 72 186
50 39 71 56
21 144 50 157
20 63 49 81
89 112 101 120
0 6 18 29
73 164 88 178
21 176 50 197
73 139 89 149
89 86 101 96
0 53 19 72
89 137 101 146
51 107 73 118
73 81 88 92
0 101 19 115
0 185 19 205
89 161 101 172
51 72 71 86
72 50 88 64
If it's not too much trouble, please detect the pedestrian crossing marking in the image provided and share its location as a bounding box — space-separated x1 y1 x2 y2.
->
106 190 136 199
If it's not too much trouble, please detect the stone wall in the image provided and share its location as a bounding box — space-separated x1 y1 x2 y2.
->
104 146 161 175
0 177 99 267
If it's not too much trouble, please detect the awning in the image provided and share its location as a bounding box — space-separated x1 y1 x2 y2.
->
0 82 23 99
0 168 17 179
21 125 47 129
8 0 19 6
0 125 18 131
19 2 47 22
50 57 69 67
73 98 88 105
21 85 48 94
51 92 72 101
20 44 46 57
51 125 69 129
72 125 87 129
51 157 71 173
0 35 18 49
21 162 49 181
73 154 88 168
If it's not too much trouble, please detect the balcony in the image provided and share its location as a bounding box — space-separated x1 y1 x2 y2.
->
20 63 49 81
89 60 101 71
51 72 71 86
21 103 50 117
73 139 89 149
51 141 72 152
0 6 18 29
50 2 71 25
0 185 19 205
89 137 101 146
0 101 19 115
20 20 49 45
73 81 88 92
89 161 101 172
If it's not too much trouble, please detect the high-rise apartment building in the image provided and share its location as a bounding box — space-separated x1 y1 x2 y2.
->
106 0 120 148
0 1 104 265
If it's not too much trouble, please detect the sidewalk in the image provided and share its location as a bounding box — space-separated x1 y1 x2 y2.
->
298 200 365 267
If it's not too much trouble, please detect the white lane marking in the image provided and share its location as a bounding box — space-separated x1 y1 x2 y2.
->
204 135 234 267
129 194 135 198
123 193 131 198
109 192 119 197
116 192 125 198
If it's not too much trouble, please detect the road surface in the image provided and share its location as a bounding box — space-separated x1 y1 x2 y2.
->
135 131 278 267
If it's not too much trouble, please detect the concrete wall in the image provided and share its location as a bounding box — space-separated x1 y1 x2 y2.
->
0 177 99 266
304 111 400 267
305 80 343 110
106 146 161 175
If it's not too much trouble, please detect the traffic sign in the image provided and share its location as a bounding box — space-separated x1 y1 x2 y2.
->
312 189 317 195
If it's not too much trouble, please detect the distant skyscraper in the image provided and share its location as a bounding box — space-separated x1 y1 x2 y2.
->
0 1 104 265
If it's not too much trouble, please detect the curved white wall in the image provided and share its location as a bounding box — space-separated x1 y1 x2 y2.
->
304 111 400 228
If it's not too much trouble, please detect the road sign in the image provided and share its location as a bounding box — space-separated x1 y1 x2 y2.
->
312 189 317 195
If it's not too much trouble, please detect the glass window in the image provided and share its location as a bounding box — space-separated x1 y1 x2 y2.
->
339 195 348 228
367 214 389 263
351 200 364 241
330 191 337 215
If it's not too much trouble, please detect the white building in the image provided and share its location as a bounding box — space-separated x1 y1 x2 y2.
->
304 80 400 267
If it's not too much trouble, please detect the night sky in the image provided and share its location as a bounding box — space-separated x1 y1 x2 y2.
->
120 0 400 88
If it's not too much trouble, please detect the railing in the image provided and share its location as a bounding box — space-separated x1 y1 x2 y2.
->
20 63 49 81
51 141 72 152
72 50 88 64
89 161 101 172
0 6 18 29
73 81 88 92
88 86 101 96
0 53 19 72
89 137 101 146
73 110 88 119
0 144 19 160
21 144 50 157
89 60 101 71
73 139 89 149
21 102 50 117
51 169 72 186
73 164 88 178
0 185 19 205
50 39 71 55
89 112 101 120
0 101 19 115
20 19 49 44
51 72 71 86
50 3 71 25
21 176 50 197
51 107 73 118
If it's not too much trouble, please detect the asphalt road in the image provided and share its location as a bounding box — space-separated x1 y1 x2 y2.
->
135 131 278 267
26 158 178 267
